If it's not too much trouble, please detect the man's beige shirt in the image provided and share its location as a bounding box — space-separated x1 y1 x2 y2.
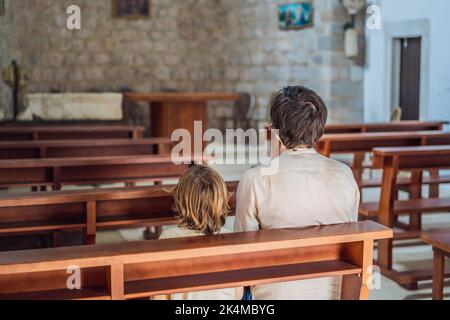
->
234 148 360 300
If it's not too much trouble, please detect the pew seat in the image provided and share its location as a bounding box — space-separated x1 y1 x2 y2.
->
0 221 392 300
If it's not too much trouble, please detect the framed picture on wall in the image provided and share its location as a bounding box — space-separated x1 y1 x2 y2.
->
112 0 150 19
278 1 314 30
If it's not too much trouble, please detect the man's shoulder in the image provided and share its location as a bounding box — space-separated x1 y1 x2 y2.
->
314 152 351 170
319 155 358 184
241 165 266 183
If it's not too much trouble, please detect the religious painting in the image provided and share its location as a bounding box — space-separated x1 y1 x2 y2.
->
278 1 314 30
112 0 150 19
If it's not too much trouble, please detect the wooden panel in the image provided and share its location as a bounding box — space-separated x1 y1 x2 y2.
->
324 121 447 134
126 92 238 149
0 126 145 141
0 267 107 295
0 221 391 300
0 182 239 241
124 244 343 281
318 131 450 155
151 101 208 153
0 221 392 275
0 156 193 189
421 233 450 253
125 260 361 299
359 198 450 217
373 146 450 170
0 167 48 187
0 138 172 159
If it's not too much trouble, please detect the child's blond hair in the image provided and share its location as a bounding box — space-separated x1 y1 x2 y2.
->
170 165 229 235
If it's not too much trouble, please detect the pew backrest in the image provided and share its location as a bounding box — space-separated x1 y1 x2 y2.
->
0 138 173 159
0 125 145 141
372 145 450 171
0 221 393 300
317 131 450 156
324 121 448 134
0 155 199 190
0 181 239 239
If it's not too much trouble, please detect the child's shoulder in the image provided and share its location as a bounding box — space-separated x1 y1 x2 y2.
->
160 226 233 239
219 227 233 234
159 227 199 239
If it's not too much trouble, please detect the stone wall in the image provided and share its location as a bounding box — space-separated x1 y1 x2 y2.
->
0 0 364 126
218 0 364 124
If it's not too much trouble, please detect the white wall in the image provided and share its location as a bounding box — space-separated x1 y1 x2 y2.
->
364 0 450 126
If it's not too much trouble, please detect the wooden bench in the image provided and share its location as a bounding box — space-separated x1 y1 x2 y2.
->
318 131 450 158
0 155 199 191
421 232 450 300
324 121 448 134
266 120 448 141
317 131 450 196
0 125 145 141
0 138 173 160
0 221 392 300
0 181 238 247
359 146 450 289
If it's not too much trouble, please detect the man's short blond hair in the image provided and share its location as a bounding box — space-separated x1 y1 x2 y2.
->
170 165 230 235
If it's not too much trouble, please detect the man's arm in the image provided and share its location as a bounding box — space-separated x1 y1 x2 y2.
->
352 183 361 222
234 173 261 232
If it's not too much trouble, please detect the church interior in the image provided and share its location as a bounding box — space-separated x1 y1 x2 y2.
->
0 0 449 301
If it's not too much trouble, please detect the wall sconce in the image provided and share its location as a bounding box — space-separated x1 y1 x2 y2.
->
342 0 365 58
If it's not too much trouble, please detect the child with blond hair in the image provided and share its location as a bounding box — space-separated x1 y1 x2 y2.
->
155 165 242 300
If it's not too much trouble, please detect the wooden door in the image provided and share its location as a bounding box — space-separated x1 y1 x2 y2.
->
399 37 421 120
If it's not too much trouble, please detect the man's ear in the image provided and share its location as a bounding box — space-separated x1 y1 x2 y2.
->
272 134 287 158
274 134 287 150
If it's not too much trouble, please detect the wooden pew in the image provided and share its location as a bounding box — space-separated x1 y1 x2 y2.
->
421 232 450 300
324 121 448 134
0 155 198 191
0 138 173 160
0 182 239 247
318 131 450 158
267 120 448 145
0 221 392 300
0 125 145 141
317 131 450 193
359 146 450 289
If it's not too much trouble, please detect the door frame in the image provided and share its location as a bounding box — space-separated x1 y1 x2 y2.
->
383 19 430 120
